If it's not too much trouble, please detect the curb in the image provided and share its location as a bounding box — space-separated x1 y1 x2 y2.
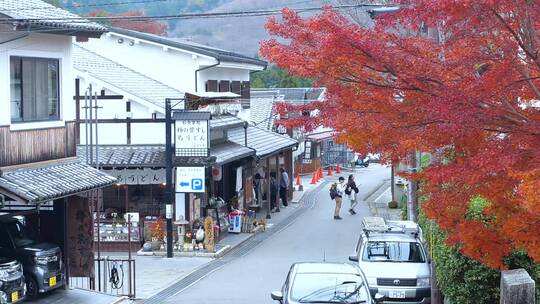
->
136 226 265 258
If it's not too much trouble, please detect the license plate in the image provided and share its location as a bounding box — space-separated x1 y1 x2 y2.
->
49 276 57 287
389 290 406 299
11 291 18 303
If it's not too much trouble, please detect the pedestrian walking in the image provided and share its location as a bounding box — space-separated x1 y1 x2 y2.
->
333 176 347 220
270 172 279 212
279 167 289 207
346 174 360 215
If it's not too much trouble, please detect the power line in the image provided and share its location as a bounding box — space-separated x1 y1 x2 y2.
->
0 3 387 24
0 0 172 12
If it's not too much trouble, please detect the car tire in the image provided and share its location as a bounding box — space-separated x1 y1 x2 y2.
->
25 275 39 299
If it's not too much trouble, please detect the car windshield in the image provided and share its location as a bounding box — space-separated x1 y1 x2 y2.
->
291 273 369 303
5 220 37 248
362 241 425 262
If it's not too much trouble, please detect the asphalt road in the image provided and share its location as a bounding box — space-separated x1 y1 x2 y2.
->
161 164 390 304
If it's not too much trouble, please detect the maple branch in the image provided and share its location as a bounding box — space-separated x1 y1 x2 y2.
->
493 11 540 70
516 68 540 100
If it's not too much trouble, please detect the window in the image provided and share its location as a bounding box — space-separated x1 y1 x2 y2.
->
362 241 426 263
4 220 37 248
10 56 60 122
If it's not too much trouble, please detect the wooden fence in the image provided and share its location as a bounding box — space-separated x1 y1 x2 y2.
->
0 121 77 167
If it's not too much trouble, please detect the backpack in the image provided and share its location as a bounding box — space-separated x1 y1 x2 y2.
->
345 185 352 195
329 185 338 200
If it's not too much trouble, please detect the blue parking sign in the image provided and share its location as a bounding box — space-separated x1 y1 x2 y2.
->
192 178 203 191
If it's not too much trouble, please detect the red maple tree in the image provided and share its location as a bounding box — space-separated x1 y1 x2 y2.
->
88 10 167 35
261 2 540 269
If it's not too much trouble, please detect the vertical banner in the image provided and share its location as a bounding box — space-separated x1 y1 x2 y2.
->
67 195 94 278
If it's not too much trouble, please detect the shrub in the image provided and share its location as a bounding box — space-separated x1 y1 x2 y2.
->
420 213 540 303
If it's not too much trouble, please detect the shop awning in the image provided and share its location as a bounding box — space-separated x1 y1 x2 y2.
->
0 159 116 204
77 145 165 168
212 141 255 165
228 125 298 158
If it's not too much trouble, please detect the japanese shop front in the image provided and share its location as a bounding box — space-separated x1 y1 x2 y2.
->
78 145 167 252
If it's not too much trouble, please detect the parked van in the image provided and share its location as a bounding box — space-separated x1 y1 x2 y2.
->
0 257 25 303
0 214 65 298
350 217 431 304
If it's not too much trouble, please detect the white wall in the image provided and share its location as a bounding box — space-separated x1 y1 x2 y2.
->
76 77 168 145
198 66 250 93
76 32 257 94
76 33 213 93
0 33 73 129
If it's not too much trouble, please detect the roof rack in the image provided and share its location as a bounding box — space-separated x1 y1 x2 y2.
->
362 217 422 239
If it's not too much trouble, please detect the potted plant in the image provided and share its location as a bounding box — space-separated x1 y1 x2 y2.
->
148 217 165 251
388 200 399 209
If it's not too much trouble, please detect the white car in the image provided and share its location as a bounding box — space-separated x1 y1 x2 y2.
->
349 218 431 304
271 262 386 304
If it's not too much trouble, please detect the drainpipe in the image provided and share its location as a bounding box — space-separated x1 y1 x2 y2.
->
195 59 220 93
243 121 248 147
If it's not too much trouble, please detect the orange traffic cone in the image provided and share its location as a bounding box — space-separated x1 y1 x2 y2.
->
327 166 333 176
310 171 317 184
336 163 341 174
318 167 323 181
296 174 304 191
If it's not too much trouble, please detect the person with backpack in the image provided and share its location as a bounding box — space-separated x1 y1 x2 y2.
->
346 174 360 215
330 176 347 220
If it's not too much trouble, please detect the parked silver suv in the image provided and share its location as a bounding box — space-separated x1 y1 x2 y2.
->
349 217 431 304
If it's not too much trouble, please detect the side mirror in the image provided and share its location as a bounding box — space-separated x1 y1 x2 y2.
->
271 291 283 301
348 254 359 262
374 293 386 303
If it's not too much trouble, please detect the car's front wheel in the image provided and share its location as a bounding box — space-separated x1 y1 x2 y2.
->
25 275 39 299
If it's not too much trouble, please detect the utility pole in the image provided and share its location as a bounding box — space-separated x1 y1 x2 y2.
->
391 163 395 202
165 98 173 258
408 152 418 222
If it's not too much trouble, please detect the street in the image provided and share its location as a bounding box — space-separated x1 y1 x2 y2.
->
152 165 390 304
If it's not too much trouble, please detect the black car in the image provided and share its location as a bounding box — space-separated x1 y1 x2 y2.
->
0 257 25 304
0 215 65 298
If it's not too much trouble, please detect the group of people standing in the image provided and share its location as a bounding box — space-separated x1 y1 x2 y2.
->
270 167 289 212
330 174 359 220
254 167 290 213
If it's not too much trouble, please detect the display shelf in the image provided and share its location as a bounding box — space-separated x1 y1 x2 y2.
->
93 220 140 242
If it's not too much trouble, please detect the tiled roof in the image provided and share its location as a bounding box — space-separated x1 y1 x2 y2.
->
77 143 254 167
0 0 107 36
109 27 267 67
72 45 184 108
212 141 255 165
173 111 211 121
250 97 275 131
77 145 165 168
306 131 334 142
210 115 245 130
251 88 326 104
0 160 116 203
228 125 297 158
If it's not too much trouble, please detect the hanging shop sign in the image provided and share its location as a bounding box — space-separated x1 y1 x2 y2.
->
212 166 222 181
174 111 211 157
176 166 206 193
103 168 166 185
304 141 312 160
